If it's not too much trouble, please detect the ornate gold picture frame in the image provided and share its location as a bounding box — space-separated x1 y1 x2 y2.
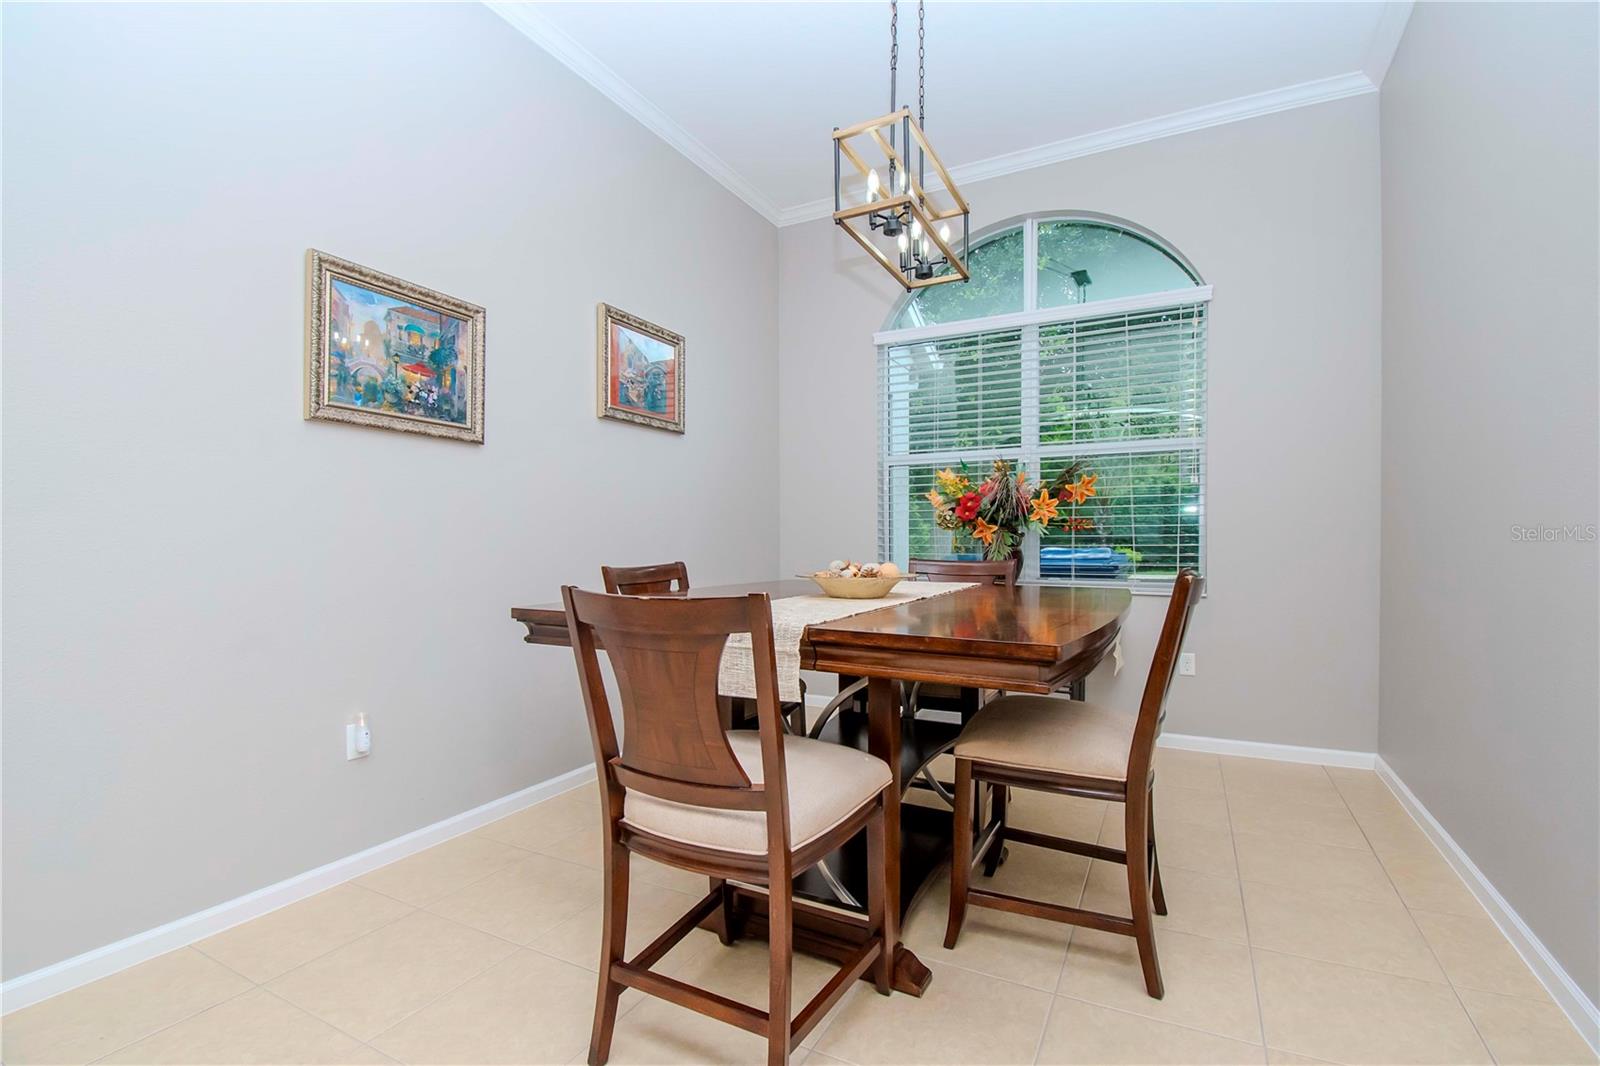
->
597 303 684 434
305 250 485 443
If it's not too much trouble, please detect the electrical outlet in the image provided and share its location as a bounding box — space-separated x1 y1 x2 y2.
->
1178 652 1196 676
346 714 372 760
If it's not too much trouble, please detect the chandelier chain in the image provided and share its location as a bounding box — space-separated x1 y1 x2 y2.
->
889 0 898 117
917 0 925 127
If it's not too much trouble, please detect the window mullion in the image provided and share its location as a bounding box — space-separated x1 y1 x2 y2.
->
1020 323 1041 580
1023 217 1039 313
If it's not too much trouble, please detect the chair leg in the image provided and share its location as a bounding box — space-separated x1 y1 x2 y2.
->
865 795 892 994
767 853 794 1066
1123 798 1164 999
944 758 973 949
707 877 736 945
1148 801 1167 917
981 782 1007 877
588 837 630 1065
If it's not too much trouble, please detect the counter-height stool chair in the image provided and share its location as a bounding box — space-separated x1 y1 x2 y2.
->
887 557 1022 813
601 562 806 732
600 560 691 596
943 569 1201 999
562 587 895 1066
905 556 1020 718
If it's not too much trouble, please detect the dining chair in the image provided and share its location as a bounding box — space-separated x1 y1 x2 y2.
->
905 557 1020 716
943 569 1202 999
562 587 895 1066
601 561 805 732
892 557 1022 808
600 560 690 595
907 556 1021 587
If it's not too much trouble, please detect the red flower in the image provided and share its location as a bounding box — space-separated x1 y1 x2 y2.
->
954 493 981 521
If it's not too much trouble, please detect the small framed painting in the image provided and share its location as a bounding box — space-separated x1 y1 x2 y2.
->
597 303 684 433
305 250 485 443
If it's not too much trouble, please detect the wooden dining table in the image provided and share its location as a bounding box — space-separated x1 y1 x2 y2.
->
511 578 1130 996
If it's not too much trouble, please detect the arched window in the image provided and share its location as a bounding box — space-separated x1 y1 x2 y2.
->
878 214 1209 587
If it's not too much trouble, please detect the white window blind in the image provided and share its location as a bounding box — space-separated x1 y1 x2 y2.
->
878 292 1208 589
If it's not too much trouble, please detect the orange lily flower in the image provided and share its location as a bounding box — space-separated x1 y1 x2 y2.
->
1028 487 1059 526
925 490 945 508
972 518 998 545
1063 474 1099 505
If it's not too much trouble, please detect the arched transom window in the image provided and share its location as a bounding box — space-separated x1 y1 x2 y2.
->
878 214 1209 588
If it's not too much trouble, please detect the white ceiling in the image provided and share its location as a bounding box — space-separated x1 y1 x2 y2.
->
488 1 1412 225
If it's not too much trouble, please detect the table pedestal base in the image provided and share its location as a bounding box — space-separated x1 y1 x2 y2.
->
702 885 934 997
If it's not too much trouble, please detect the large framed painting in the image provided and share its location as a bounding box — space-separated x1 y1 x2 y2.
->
597 303 684 433
305 250 485 443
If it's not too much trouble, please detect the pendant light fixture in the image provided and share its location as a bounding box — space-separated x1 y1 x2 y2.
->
833 0 970 290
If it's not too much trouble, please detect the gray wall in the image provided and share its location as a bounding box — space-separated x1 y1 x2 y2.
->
778 96 1384 752
0 2 779 980
1378 2 1600 1005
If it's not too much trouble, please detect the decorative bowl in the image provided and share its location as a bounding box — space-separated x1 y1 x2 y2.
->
807 573 905 599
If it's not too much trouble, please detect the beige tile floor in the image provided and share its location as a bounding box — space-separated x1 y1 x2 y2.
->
5 751 1596 1066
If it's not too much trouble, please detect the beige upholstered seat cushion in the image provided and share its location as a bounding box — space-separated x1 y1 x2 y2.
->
954 695 1136 782
623 732 891 855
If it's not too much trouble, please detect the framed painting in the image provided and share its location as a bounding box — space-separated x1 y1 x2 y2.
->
305 250 485 443
597 303 684 433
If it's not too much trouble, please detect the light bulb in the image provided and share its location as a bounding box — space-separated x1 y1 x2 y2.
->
897 233 909 253
911 219 922 242
899 170 909 192
938 223 951 243
867 169 881 198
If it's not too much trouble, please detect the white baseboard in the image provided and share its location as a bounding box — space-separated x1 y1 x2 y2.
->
1159 732 1377 769
1375 757 1600 1054
0 763 596 1016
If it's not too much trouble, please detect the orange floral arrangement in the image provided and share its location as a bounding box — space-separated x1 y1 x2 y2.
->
924 459 1098 561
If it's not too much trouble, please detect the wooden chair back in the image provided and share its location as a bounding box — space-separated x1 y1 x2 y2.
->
909 557 1020 587
1127 569 1202 784
561 587 791 847
600 561 690 596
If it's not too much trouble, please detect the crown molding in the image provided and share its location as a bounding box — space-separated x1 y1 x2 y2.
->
487 1 1382 233
778 70 1377 225
484 1 782 225
1363 1 1415 85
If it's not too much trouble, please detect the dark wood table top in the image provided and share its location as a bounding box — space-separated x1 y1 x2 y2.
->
511 580 1131 694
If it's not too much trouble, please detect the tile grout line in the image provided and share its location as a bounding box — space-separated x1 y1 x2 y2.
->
193 894 420 992
81 977 262 1066
1220 759 1272 1053
415 794 677 1044
1345 780 1501 1065
255 985 408 1054
355 838 540 909
1030 990 1061 1065
359 911 555 1055
1033 820 1098 1063
1050 989 1271 1052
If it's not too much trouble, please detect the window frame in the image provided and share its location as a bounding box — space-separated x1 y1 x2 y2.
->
876 214 1212 593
